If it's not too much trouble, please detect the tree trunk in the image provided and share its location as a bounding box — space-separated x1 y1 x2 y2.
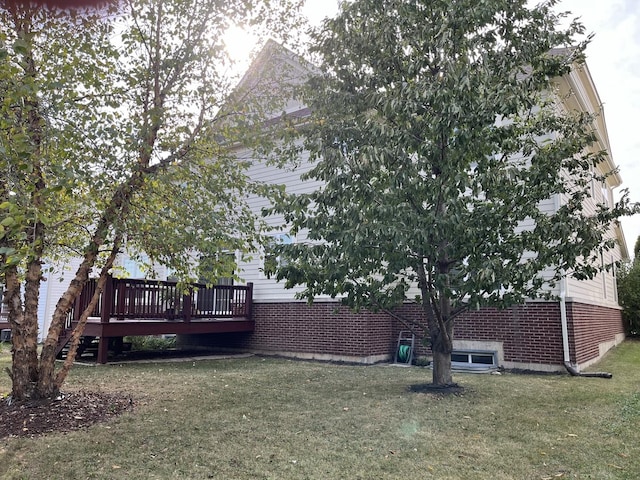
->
416 262 456 387
5 5 48 400
55 237 122 389
36 259 97 398
425 312 456 386
5 267 39 400
429 300 455 386
432 349 453 386
36 176 144 398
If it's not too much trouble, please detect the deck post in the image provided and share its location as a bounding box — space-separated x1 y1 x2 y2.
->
246 282 253 319
73 283 84 323
183 291 192 323
97 337 109 364
101 275 113 324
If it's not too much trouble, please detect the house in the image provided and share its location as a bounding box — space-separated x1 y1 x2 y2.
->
178 41 630 373
1 42 628 372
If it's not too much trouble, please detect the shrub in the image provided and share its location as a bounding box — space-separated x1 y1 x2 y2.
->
125 335 176 351
618 261 640 336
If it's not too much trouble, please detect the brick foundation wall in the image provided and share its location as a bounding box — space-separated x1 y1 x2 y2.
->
456 303 565 365
566 302 624 365
392 303 566 365
244 303 396 356
179 300 623 368
180 302 396 359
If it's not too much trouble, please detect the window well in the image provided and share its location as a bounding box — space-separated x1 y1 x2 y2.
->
451 350 497 372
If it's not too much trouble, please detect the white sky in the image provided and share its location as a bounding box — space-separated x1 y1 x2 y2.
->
301 0 640 253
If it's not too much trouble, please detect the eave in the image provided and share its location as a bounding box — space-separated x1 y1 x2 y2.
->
554 61 623 189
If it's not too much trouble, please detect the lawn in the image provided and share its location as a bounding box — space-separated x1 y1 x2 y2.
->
0 342 639 480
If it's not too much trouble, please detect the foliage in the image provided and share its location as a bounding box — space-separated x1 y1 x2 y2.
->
270 0 637 385
0 0 302 400
125 335 176 351
618 255 640 337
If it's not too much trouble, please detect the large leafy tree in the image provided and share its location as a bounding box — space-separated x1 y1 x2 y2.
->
271 0 636 386
618 236 640 336
1 0 302 401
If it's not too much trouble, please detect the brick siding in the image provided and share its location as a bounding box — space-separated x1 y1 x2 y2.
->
457 303 565 365
180 300 623 368
566 302 624 364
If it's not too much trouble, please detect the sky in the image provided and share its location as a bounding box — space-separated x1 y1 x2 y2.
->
300 0 640 254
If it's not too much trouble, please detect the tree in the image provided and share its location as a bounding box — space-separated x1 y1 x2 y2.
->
618 236 640 336
1 0 302 401
270 0 637 386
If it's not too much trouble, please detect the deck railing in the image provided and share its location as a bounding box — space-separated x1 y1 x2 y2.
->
71 276 253 323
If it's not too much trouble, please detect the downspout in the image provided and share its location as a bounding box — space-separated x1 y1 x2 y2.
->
555 193 572 368
559 273 571 366
555 195 612 379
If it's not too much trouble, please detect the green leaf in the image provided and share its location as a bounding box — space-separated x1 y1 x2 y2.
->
0 217 15 227
0 247 17 256
12 38 29 55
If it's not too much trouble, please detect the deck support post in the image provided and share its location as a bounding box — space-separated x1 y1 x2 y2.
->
183 292 192 323
97 336 109 364
101 276 114 324
246 283 253 319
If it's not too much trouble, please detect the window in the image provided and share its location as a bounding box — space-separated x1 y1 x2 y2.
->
198 253 235 314
121 254 151 279
601 183 610 207
198 253 235 286
451 350 497 371
612 255 618 303
601 251 607 299
262 233 294 279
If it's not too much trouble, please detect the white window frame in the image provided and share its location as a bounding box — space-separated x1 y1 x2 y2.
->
601 251 607 299
450 350 498 371
601 182 610 207
260 233 295 279
612 255 618 303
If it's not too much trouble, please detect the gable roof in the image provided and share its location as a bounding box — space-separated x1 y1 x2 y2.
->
226 39 315 121
234 39 316 94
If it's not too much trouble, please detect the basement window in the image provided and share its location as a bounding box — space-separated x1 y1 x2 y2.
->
451 350 497 372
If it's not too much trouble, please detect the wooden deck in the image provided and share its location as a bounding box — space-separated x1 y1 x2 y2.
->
0 276 254 364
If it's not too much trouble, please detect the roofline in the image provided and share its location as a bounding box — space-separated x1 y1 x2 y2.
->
615 221 630 261
554 60 623 188
233 39 317 94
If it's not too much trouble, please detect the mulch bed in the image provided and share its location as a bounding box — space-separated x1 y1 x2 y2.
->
408 383 466 396
0 390 133 439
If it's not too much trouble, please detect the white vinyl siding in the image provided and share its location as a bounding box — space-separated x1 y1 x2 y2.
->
565 243 622 308
40 257 83 341
236 147 328 302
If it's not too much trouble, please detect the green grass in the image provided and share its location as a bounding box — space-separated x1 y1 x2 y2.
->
1 342 639 479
